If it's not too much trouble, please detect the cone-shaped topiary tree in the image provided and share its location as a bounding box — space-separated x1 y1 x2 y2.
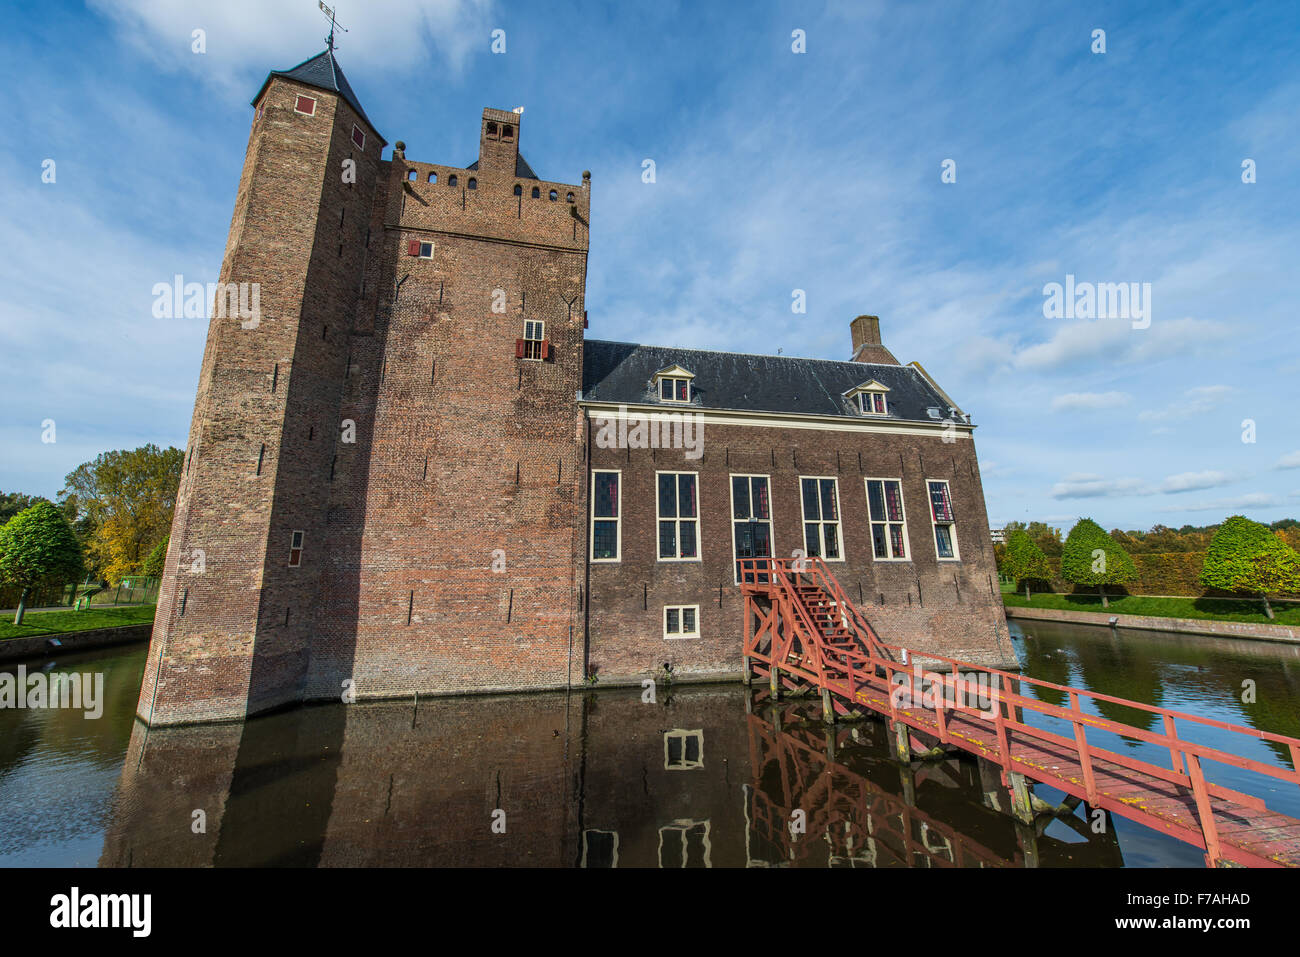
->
1201 515 1300 620
1061 517 1135 608
1003 529 1054 600
142 534 169 579
0 501 85 625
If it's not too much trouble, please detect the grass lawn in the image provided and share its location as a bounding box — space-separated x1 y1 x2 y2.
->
1002 591 1300 627
0 604 156 641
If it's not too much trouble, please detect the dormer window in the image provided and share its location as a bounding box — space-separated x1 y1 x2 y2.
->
654 365 695 403
846 380 890 416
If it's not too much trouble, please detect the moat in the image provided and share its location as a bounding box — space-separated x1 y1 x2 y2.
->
2 620 1298 867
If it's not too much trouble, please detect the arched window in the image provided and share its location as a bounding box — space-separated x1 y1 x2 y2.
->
549 190 558 201
486 121 498 137
427 172 437 184
566 192 574 202
407 170 416 181
513 184 523 196
531 186 540 198
448 174 458 187
502 124 514 140
468 178 477 189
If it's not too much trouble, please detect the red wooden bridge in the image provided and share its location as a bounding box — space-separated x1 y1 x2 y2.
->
739 556 1300 868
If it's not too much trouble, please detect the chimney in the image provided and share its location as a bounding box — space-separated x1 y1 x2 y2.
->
849 315 900 365
478 107 520 174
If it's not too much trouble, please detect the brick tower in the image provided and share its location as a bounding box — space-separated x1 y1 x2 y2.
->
139 50 591 725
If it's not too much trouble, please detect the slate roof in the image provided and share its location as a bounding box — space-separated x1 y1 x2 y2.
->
467 153 540 180
252 50 386 144
581 340 968 424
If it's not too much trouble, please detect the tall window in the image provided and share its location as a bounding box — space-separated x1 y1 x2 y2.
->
928 480 959 560
657 472 699 560
523 320 545 360
865 479 908 560
591 471 620 561
288 530 304 567
731 475 772 582
800 477 842 560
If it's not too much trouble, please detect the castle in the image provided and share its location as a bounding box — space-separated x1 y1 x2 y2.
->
137 49 1013 726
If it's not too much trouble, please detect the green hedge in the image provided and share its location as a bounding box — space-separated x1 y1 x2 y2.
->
1033 552 1299 598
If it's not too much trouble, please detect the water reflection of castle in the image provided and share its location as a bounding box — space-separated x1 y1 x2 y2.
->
102 686 1122 867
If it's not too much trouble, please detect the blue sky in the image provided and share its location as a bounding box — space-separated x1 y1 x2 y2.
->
2 0 1298 532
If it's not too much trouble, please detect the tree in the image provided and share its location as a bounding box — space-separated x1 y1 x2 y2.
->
0 501 84 625
142 534 169 579
0 492 53 526
59 445 183 584
1061 517 1135 608
1003 529 1054 599
1201 515 1300 620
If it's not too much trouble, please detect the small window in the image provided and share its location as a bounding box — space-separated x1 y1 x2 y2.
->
858 391 887 415
659 377 691 402
448 174 458 187
288 530 304 567
657 472 699 560
928 480 959 560
502 124 514 140
468 178 477 190
664 729 703 770
531 186 540 198
865 478 908 560
522 320 545 360
581 830 618 868
591 471 620 561
416 241 434 259
659 821 710 868
407 170 417 181
486 121 498 137
548 189 558 201
351 124 365 150
513 184 523 196
664 604 700 639
294 95 316 116
427 172 437 184
566 192 574 203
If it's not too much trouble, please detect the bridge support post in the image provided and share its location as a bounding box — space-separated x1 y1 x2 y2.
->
821 687 835 725
1014 819 1041 867
1007 771 1036 825
743 654 752 686
769 662 781 700
891 720 911 763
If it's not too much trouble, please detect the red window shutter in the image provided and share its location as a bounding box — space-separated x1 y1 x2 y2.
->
407 240 420 257
542 340 551 360
515 338 525 358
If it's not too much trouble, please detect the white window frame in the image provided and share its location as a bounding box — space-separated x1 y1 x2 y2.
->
798 475 844 563
656 470 701 562
857 391 887 415
288 530 304 567
663 604 701 639
523 319 545 361
864 477 910 562
927 479 961 561
664 729 704 770
590 469 622 562
581 829 619 868
351 124 366 150
293 94 317 116
659 376 692 403
729 473 775 585
658 820 712 868
417 240 434 259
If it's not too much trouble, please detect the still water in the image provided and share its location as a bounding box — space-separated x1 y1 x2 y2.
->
2 620 1298 867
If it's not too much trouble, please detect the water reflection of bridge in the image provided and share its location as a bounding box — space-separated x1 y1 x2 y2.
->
744 698 1125 868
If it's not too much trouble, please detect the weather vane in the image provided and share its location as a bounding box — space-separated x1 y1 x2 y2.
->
318 1 348 52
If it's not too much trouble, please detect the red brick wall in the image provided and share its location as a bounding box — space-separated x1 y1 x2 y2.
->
583 416 1014 684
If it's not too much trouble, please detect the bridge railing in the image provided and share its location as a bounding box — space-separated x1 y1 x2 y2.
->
739 555 1300 865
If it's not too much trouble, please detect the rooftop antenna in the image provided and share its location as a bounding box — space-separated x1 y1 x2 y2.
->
318 1 348 52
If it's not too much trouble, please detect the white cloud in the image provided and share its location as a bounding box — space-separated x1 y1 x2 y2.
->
1138 384 1232 423
1012 318 1229 372
1156 493 1282 513
1157 470 1242 493
1050 473 1149 499
88 0 493 98
1276 450 1300 469
1049 391 1131 412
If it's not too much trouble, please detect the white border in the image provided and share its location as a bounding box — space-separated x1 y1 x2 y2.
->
663 603 701 639
926 478 961 561
655 470 701 562
798 475 845 562
864 477 911 562
590 469 622 562
728 473 775 584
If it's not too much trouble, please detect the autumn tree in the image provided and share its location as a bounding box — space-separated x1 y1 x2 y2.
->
0 501 84 624
1061 518 1135 608
1201 515 1300 620
1003 529 1054 599
59 445 183 584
